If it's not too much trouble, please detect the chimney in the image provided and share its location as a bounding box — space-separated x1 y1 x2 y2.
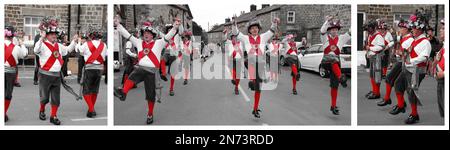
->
250 4 257 12
225 18 231 23
262 4 269 9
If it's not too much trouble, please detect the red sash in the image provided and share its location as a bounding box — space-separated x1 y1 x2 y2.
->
85 41 105 64
410 37 428 67
248 35 262 55
286 41 297 55
138 41 159 68
324 35 340 55
42 42 64 71
232 41 242 58
5 43 17 67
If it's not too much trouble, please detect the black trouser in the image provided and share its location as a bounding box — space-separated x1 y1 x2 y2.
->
5 73 16 100
394 69 425 104
82 69 102 95
121 58 135 84
385 62 402 86
437 79 444 117
34 55 40 82
39 73 62 106
128 67 156 101
77 55 85 83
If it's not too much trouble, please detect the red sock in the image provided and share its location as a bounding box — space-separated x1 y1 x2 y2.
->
5 99 11 114
84 95 93 112
410 102 418 116
148 101 155 116
170 76 175 91
292 65 298 90
91 94 98 106
395 92 405 108
384 83 392 101
40 103 46 112
122 79 135 94
248 65 255 80
123 74 129 84
235 79 240 90
232 68 236 81
160 59 167 76
184 69 189 80
51 105 58 117
370 78 380 95
253 92 261 111
382 67 387 76
331 63 341 78
331 88 338 107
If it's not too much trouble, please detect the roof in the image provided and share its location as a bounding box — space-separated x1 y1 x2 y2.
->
208 5 283 32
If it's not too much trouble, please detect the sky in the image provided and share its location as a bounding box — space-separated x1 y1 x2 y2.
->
189 1 265 31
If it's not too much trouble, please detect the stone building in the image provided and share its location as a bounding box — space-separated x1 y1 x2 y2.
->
4 4 108 65
207 4 351 45
357 4 445 50
114 5 194 63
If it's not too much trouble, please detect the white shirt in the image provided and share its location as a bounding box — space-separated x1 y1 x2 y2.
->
4 39 28 68
320 20 351 55
34 39 76 72
409 34 431 66
116 24 177 68
78 40 108 65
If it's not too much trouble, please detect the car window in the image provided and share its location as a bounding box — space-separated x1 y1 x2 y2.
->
305 45 320 54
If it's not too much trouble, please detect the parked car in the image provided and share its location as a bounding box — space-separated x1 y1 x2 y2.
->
298 44 351 78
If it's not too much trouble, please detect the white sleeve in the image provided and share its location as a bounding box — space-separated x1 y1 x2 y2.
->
16 45 29 59
385 33 394 48
260 29 274 43
117 24 140 47
369 35 384 52
339 32 351 45
61 40 77 56
163 27 177 43
320 21 329 34
401 38 413 49
34 40 43 56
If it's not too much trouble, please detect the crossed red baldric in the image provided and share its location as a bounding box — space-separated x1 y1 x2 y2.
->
286 41 297 55
324 35 340 55
232 41 243 58
409 37 428 67
42 42 64 71
248 35 262 55
138 41 160 68
5 43 17 67
85 41 105 64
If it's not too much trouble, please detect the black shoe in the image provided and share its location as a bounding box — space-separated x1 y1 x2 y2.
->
39 111 46 120
113 87 127 101
296 73 301 81
235 89 239 95
92 111 97 117
340 75 347 88
252 109 261 118
377 99 391 106
365 91 374 98
330 106 340 115
160 74 168 81
293 89 298 95
14 83 21 87
86 111 94 118
231 80 236 85
169 90 174 96
389 105 406 115
33 81 39 85
405 115 420 124
5 115 8 122
248 81 255 91
367 93 380 99
132 85 137 89
146 115 154 125
183 80 188 85
49 116 61 125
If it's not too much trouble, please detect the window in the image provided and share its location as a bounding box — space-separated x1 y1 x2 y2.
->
287 11 295 24
23 16 43 39
271 12 279 21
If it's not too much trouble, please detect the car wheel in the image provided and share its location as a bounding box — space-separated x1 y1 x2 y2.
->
319 65 329 78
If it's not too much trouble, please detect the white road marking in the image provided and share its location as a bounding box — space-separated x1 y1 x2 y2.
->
225 66 250 102
71 116 107 122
